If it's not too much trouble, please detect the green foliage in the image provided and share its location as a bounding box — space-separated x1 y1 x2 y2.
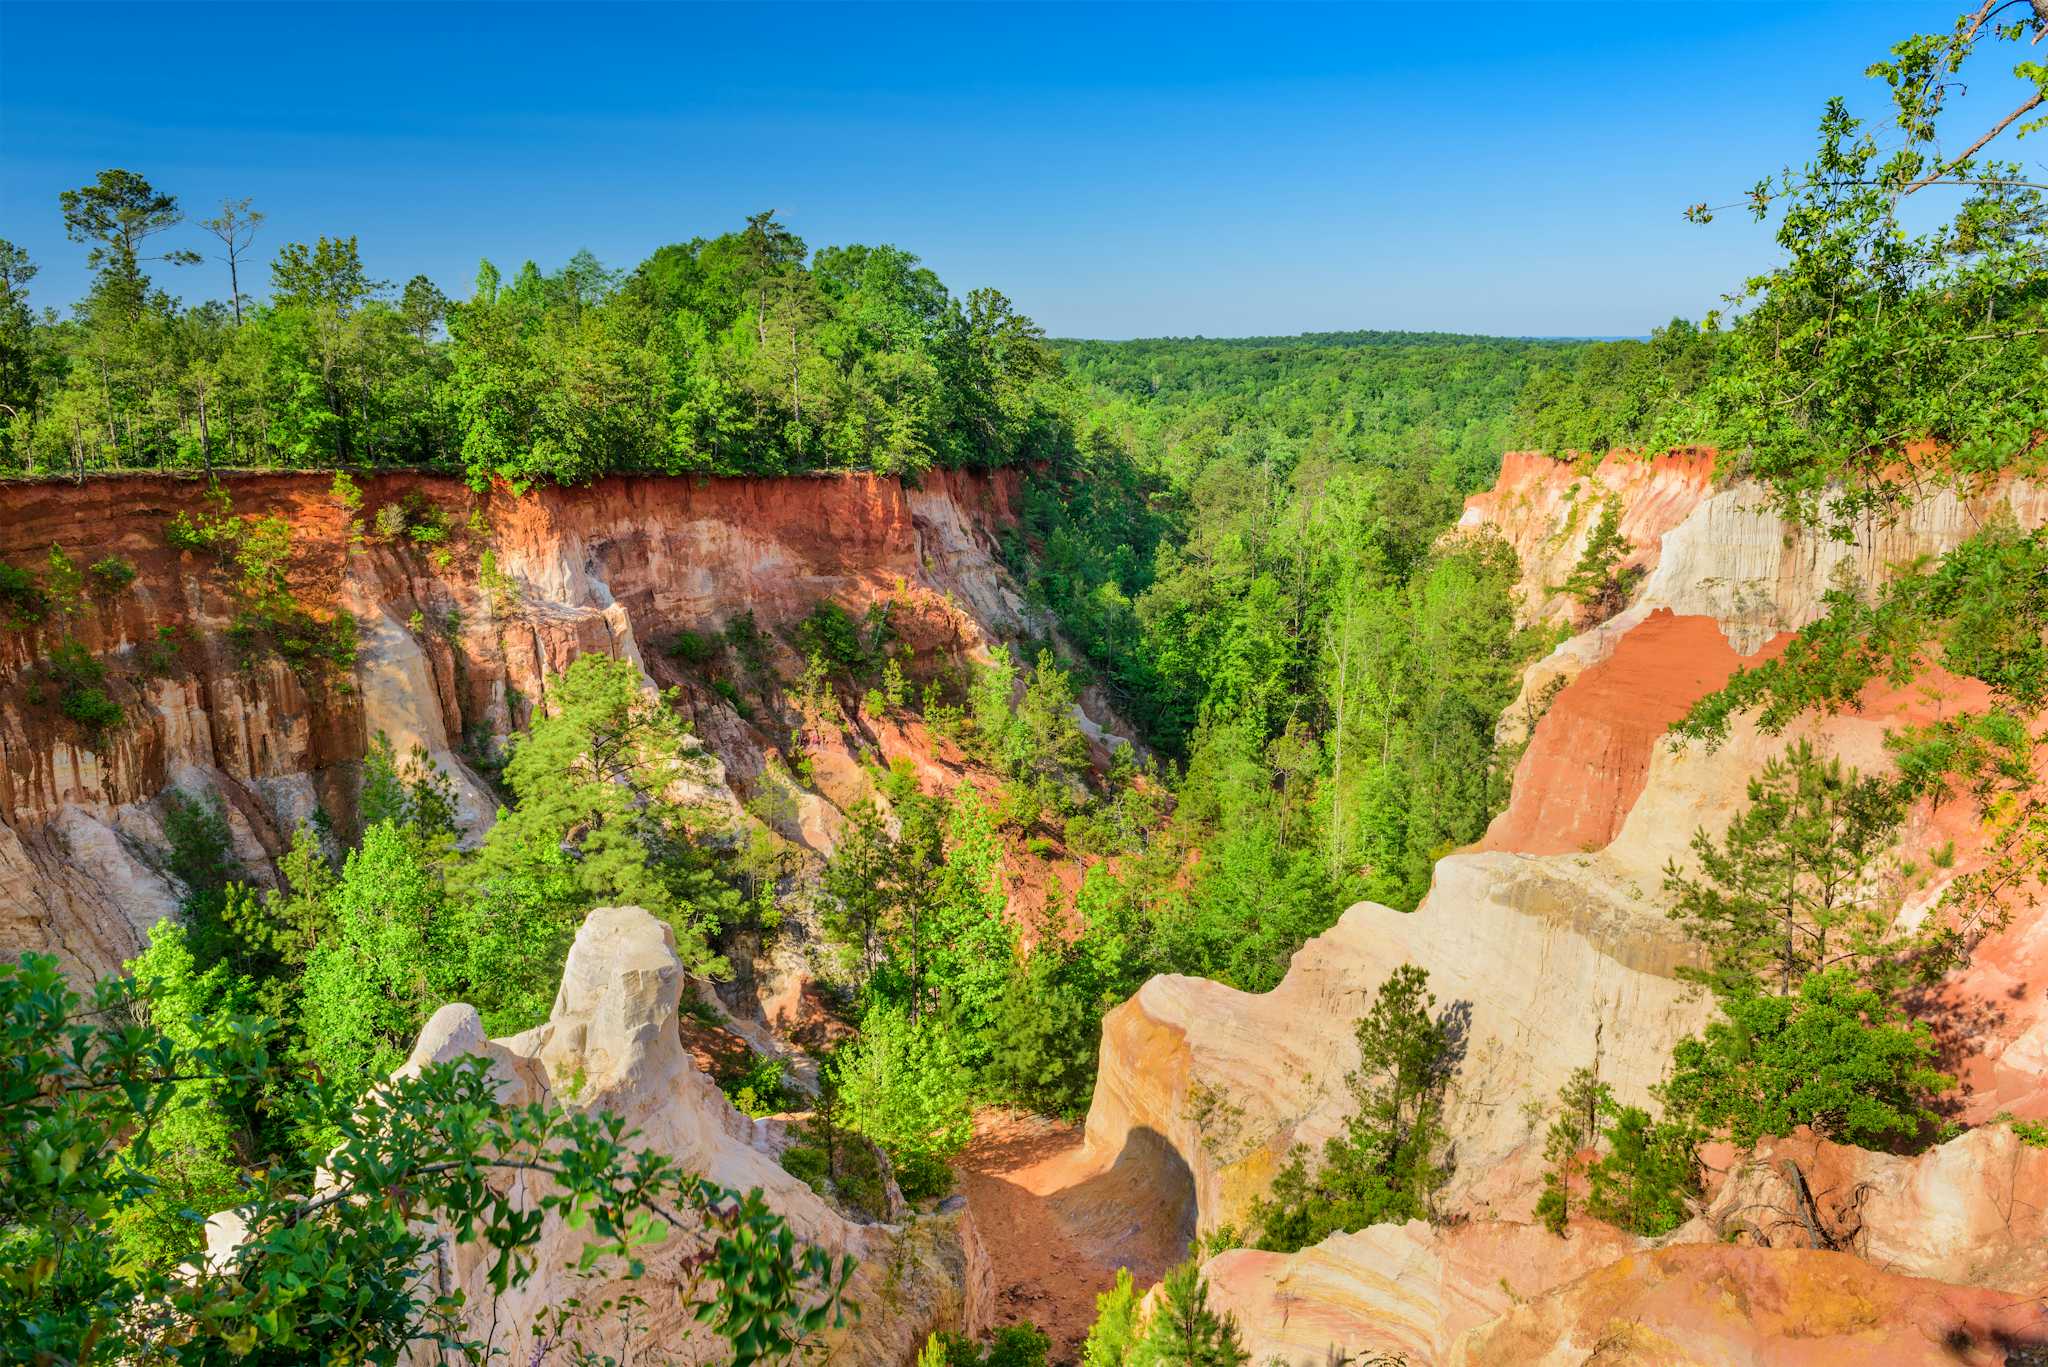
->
0 952 854 1365
1250 965 1452 1251
779 1092 890 1222
161 789 234 900
1582 1101 1700 1238
299 820 442 1096
1082 1267 1145 1367
111 923 247 1267
1515 11 2048 530
1510 322 1716 457
665 626 717 665
0 561 49 627
85 555 137 596
986 871 1154 1117
1663 967 1949 1150
835 1002 973 1199
1534 1065 1612 1237
449 654 737 1031
1547 497 1642 625
139 624 183 677
795 600 889 675
45 638 123 740
1664 739 1909 999
1128 1260 1249 1367
925 1324 1053 1367
721 1052 797 1119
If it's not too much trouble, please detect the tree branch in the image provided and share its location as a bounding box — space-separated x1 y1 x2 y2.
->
1900 91 2048 195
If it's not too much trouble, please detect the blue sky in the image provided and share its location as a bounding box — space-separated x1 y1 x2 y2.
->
1 1 1937 338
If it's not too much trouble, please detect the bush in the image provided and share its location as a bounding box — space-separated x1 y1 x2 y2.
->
1583 1102 1699 1237
46 638 122 740
60 686 124 739
665 628 716 665
711 677 752 718
0 562 49 627
778 1106 889 1222
140 625 184 677
87 556 138 596
923 1324 1052 1367
795 601 891 675
1663 967 1949 1150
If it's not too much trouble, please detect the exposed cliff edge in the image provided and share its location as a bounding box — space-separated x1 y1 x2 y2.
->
0 467 1109 987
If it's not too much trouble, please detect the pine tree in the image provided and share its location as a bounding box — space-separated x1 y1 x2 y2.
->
1134 1261 1248 1367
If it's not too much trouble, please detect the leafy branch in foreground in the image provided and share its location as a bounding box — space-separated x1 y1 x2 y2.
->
1 952 853 1365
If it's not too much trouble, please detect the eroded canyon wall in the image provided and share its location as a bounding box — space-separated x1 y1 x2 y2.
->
1085 450 2048 1261
0 467 1062 981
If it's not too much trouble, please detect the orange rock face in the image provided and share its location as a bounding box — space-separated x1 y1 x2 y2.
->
1479 609 1779 855
1458 449 1717 629
1450 1245 2048 1366
0 467 1050 978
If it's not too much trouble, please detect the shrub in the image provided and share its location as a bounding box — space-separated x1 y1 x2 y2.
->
140 625 184 677
665 628 716 665
372 502 409 539
43 545 83 614
87 555 138 596
46 639 122 740
778 1105 889 1222
1583 1101 1700 1237
1663 967 1949 1150
924 1324 1052 1367
478 548 519 614
711 677 752 718
0 562 49 627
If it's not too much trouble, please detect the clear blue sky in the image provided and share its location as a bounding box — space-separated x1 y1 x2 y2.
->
1 1 1933 338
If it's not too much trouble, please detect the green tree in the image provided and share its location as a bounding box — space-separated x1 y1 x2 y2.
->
1548 497 1640 624
1664 740 1908 999
59 168 197 318
449 654 736 1029
110 923 247 1267
1533 1064 1612 1237
299 820 442 1095
1082 1268 1145 1367
1663 967 1949 1150
1130 1260 1248 1367
834 1002 974 1199
1582 1100 1699 1238
1249 964 1453 1251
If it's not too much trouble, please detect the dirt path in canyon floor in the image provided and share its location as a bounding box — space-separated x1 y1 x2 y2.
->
953 1110 1193 1363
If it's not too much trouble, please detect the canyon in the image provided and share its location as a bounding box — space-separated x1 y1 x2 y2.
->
5 452 2048 1363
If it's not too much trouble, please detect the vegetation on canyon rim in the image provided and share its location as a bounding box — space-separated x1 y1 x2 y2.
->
4 1 2048 1362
